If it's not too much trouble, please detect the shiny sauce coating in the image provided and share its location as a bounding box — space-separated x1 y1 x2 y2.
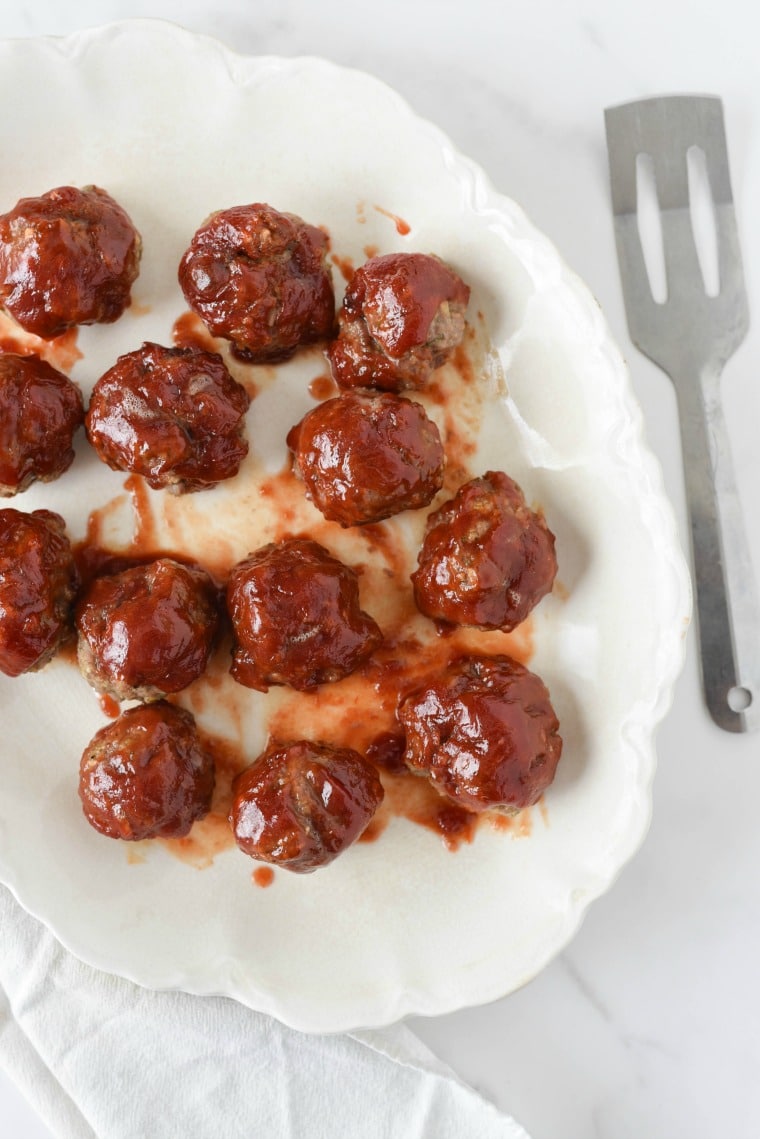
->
0 508 78 676
328 252 470 391
85 341 250 493
227 538 383 692
230 739 384 873
398 655 562 813
0 353 84 495
79 701 215 841
0 185 141 338
412 470 558 631
178 203 335 362
75 557 220 702
67 296 548 870
287 390 445 526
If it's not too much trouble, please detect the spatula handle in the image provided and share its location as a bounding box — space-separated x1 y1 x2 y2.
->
674 367 760 731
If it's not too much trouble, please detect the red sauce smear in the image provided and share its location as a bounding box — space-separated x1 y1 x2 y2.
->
330 253 355 283
362 769 479 851
73 482 220 584
161 731 249 870
308 374 338 401
257 465 306 538
121 474 160 552
264 615 533 853
0 312 82 372
171 311 220 354
74 496 134 585
427 329 482 489
171 310 260 400
252 866 275 888
373 205 411 235
128 299 152 318
98 693 121 719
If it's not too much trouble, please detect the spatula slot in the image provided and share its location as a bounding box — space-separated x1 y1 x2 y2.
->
686 144 721 298
635 152 668 304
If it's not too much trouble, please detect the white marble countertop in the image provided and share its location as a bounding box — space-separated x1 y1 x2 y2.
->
1 2 759 1137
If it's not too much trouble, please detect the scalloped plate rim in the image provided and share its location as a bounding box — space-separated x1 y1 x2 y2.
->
0 20 692 1033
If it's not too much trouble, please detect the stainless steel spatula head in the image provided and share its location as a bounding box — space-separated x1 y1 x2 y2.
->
605 95 760 733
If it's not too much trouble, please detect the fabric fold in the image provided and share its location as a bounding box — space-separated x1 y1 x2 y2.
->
0 885 528 1139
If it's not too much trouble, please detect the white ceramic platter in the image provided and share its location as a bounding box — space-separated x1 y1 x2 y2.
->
0 20 691 1032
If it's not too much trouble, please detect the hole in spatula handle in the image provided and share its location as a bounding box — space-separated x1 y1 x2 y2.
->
727 686 753 714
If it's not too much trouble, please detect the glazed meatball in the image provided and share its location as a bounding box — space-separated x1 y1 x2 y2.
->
85 342 250 493
0 185 141 338
79 702 215 841
76 558 219 702
328 252 470 391
230 739 384 873
0 353 84 494
178 203 335 361
0 508 78 677
227 538 382 692
398 655 562 812
412 471 557 631
287 390 445 526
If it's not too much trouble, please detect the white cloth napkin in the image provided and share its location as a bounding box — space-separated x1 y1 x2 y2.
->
0 885 529 1139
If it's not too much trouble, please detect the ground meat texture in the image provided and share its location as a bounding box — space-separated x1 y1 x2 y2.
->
412 470 557 631
0 185 141 338
230 739 384 872
0 508 78 676
178 203 335 362
0 354 84 495
85 342 249 493
227 538 382 692
287 390 445 526
76 558 219 702
79 702 215 841
398 655 562 812
328 252 470 392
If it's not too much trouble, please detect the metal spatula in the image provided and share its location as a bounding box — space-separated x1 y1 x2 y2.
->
605 95 760 733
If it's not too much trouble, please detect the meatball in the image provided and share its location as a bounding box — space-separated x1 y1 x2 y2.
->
85 342 250 493
227 538 382 692
178 203 335 361
79 701 215 841
76 557 219 702
328 252 470 391
230 739 384 873
412 471 557 631
287 390 445 526
0 185 141 338
0 508 78 676
398 655 563 812
0 353 84 495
